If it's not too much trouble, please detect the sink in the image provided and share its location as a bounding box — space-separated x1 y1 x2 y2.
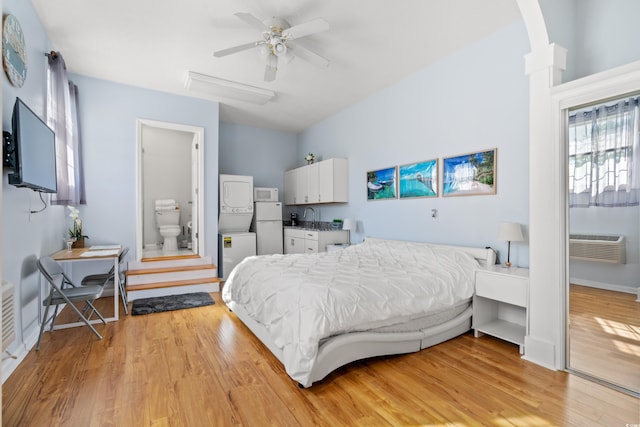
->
285 223 339 232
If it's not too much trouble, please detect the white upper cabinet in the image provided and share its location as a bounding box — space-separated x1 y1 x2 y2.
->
318 158 348 203
284 169 297 205
306 163 320 203
284 158 348 205
296 165 309 204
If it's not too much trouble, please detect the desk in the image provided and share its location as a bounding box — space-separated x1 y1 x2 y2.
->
49 246 122 328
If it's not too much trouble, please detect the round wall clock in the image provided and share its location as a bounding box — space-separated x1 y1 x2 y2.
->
3 14 27 88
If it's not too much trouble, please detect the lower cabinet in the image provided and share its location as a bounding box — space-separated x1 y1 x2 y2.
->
284 229 305 254
284 229 348 254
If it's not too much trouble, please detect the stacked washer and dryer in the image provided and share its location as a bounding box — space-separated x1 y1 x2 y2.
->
218 174 257 280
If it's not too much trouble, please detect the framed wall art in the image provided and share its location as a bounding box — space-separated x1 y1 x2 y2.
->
366 166 397 200
399 159 438 199
442 148 496 197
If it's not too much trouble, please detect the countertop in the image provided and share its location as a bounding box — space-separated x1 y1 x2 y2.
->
283 221 346 232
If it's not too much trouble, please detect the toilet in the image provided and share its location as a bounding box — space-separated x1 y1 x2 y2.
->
155 199 181 252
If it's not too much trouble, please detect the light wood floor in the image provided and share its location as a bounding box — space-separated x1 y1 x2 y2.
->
3 293 638 427
569 284 640 392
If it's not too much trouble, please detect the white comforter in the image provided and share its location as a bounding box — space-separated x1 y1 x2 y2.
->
222 238 479 385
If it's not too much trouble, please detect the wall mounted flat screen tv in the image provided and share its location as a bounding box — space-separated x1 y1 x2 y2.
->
6 97 57 193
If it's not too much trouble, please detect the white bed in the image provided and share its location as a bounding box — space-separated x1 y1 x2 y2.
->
222 237 496 388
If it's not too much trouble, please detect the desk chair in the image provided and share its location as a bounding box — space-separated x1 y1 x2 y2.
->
36 256 107 350
81 247 129 315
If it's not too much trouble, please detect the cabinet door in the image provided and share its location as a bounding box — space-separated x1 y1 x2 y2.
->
296 167 309 204
305 239 319 253
284 169 297 205
307 163 320 204
319 158 348 203
284 236 305 254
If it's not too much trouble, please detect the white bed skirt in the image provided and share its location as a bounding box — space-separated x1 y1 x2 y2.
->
227 300 472 387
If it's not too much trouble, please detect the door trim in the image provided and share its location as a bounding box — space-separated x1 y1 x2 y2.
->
136 119 205 260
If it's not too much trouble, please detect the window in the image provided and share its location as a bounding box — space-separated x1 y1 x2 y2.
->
568 95 639 207
46 51 85 205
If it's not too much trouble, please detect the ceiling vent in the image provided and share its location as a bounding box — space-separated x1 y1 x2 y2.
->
184 71 275 105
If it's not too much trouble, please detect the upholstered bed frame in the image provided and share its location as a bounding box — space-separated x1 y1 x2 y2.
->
226 243 496 388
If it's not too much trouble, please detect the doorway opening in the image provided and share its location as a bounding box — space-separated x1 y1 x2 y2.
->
136 119 205 260
564 92 640 397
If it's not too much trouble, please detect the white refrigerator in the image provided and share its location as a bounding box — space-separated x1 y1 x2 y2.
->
219 232 256 281
254 202 283 255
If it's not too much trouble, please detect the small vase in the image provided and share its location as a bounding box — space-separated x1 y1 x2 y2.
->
307 159 314 165
72 238 85 248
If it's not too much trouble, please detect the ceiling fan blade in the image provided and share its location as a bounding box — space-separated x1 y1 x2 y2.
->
234 12 269 31
264 55 278 82
282 18 329 40
214 41 261 57
289 43 330 68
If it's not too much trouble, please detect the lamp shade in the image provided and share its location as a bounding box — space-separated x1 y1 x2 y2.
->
342 218 356 231
497 222 524 242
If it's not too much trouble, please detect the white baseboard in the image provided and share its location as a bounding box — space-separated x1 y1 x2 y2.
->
569 277 638 294
522 335 557 370
2 324 40 384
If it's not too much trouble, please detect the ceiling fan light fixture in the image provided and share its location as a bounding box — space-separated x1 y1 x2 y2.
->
272 41 287 57
184 71 275 105
216 12 331 82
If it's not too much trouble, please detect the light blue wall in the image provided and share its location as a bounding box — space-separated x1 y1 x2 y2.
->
541 0 640 82
68 74 220 279
2 0 64 360
219 121 298 219
219 121 297 190
297 21 531 267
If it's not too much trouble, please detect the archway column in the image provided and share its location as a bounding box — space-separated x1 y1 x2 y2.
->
517 0 567 369
523 43 567 369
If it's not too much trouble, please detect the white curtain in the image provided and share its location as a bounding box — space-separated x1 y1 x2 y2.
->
46 51 85 205
568 96 640 208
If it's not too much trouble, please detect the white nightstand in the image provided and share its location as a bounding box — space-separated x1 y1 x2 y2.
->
473 265 529 354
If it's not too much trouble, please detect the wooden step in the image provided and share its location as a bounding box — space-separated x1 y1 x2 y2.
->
140 254 201 262
128 255 213 270
125 255 220 300
127 276 221 291
127 264 216 276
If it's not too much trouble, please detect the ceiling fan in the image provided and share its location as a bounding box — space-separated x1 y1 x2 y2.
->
213 12 330 82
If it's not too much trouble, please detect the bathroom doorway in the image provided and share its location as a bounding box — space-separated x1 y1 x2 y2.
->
136 119 205 259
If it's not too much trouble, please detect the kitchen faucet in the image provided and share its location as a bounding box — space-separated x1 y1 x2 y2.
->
303 207 316 227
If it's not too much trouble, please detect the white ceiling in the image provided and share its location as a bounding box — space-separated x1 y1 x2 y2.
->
32 0 521 133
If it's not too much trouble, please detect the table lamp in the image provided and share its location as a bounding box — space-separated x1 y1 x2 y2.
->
342 218 356 244
497 222 524 267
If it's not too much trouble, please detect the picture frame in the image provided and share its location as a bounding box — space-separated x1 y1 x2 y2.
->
398 159 438 199
367 166 397 200
442 148 496 197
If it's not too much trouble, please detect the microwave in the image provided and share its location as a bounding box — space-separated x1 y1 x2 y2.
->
254 187 279 202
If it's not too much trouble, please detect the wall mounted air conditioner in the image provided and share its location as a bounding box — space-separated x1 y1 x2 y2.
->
569 234 626 264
